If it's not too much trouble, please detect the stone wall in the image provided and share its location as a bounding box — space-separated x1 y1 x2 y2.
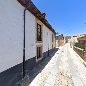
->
73 46 86 61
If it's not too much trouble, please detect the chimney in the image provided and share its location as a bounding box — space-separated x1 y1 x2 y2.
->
42 13 46 18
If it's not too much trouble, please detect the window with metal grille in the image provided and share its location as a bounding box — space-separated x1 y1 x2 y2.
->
37 46 42 59
37 23 42 41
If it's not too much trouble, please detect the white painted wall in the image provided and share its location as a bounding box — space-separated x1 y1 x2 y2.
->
43 25 55 53
0 0 55 73
25 10 36 60
0 0 24 73
0 0 36 73
53 34 56 48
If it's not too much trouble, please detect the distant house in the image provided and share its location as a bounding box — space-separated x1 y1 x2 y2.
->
56 34 64 47
72 36 78 43
77 34 86 47
69 36 78 45
0 0 56 85
65 36 71 43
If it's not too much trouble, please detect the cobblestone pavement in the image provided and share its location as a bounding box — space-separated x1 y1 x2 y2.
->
29 44 86 86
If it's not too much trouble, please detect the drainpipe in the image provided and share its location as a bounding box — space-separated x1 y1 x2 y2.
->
48 44 49 56
22 8 26 78
23 3 30 78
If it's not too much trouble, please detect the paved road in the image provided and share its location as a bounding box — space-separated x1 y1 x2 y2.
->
29 44 86 86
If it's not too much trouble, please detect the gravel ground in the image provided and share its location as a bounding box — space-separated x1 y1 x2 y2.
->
29 44 86 86
21 48 58 86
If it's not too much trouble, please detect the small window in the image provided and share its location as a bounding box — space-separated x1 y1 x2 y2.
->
52 44 53 49
37 46 42 59
37 23 42 41
52 34 54 42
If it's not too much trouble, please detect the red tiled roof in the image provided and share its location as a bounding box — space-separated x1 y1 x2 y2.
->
77 34 86 38
77 34 86 41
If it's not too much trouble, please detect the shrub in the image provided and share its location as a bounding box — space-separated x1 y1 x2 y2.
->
74 43 85 49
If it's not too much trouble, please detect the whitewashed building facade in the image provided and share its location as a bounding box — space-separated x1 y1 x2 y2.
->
0 0 56 85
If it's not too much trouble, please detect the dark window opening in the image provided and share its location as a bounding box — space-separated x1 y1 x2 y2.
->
52 34 54 42
52 44 53 49
37 23 42 41
37 46 42 59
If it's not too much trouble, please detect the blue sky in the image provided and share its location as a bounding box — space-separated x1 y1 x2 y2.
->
32 0 86 36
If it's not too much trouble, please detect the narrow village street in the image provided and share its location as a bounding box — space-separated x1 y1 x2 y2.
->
0 1 86 86
29 43 86 86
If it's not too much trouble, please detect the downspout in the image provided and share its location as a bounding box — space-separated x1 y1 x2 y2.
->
22 1 30 78
23 2 30 78
48 44 49 56
23 8 26 78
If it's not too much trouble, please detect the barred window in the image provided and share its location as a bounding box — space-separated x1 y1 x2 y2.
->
37 23 42 41
37 46 42 59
